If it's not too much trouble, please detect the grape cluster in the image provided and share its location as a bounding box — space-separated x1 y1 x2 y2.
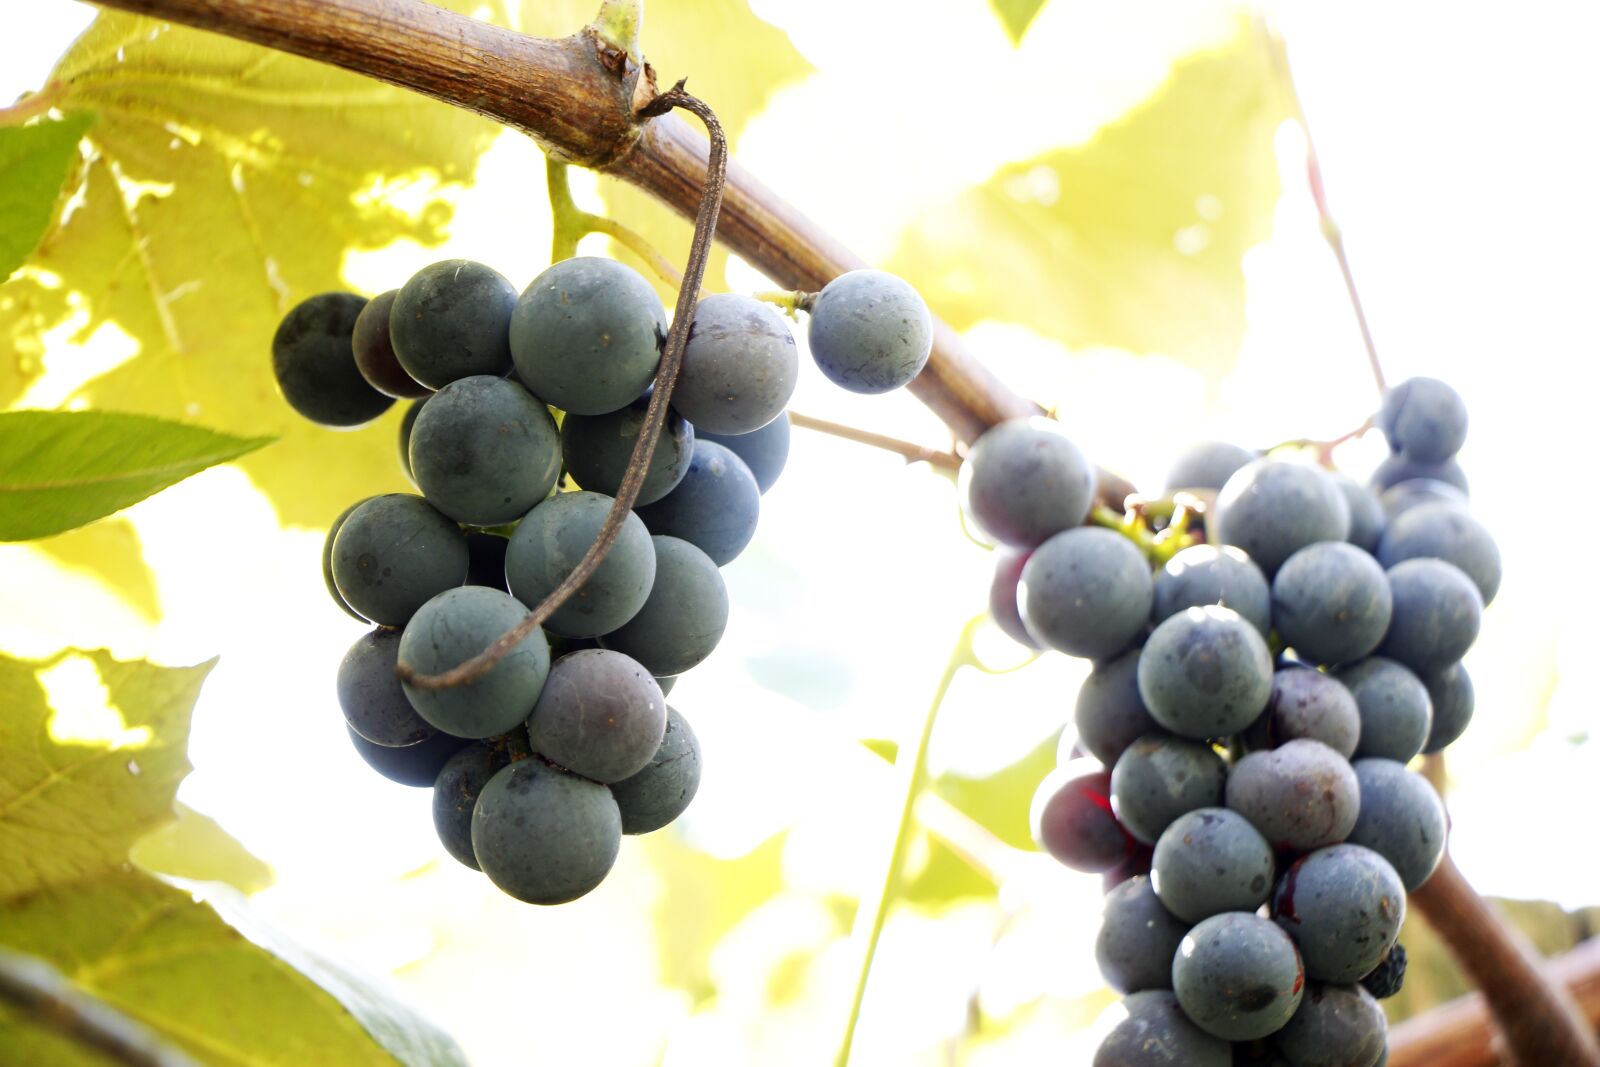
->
971 381 1494 1065
272 257 931 904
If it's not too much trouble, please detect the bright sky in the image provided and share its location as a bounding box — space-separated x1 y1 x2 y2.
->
3 2 1598 1064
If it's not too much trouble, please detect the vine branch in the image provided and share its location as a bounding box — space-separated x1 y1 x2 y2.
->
400 81 726 690
0 948 202 1067
788 411 961 471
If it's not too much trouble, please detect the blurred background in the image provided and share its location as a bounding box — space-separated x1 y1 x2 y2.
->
2 1 1596 1064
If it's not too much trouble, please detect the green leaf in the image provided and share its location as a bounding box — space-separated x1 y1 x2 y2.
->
0 112 93 280
931 732 1059 852
33 517 161 620
0 410 272 541
990 0 1049 44
0 8 510 525
889 20 1288 376
0 648 213 899
130 802 274 895
0 871 467 1067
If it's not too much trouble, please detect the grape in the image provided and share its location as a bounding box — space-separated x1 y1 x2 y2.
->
390 259 516 388
1376 502 1501 605
272 292 393 427
1370 453 1468 495
1242 668 1361 759
601 536 729 677
1345 759 1447 891
1271 543 1392 666
1360 944 1406 1000
633 440 761 566
1138 607 1273 739
1213 460 1350 576
1273 983 1387 1067
1102 846 1154 894
1074 650 1158 765
1273 845 1405 984
610 706 702 834
1020 528 1153 660
989 548 1041 650
701 414 790 494
656 674 677 697
527 649 666 783
1378 559 1482 674
432 742 508 870
1226 739 1360 853
1378 478 1466 519
398 586 552 739
330 494 469 626
561 393 694 506
504 491 656 638
1151 544 1272 637
464 532 510 591
1110 735 1227 845
471 759 622 905
352 288 429 399
1332 474 1385 554
1164 441 1256 493
337 628 437 747
1095 876 1189 993
960 418 1095 548
1094 990 1231 1067
347 725 469 788
407 375 562 526
322 498 371 622
806 269 933 394
1421 662 1473 753
672 293 798 434
1032 767 1136 873
1172 912 1305 1041
1151 808 1274 923
1378 377 1468 463
509 257 666 415
398 398 424 484
1334 657 1432 763
1234 1041 1292 1066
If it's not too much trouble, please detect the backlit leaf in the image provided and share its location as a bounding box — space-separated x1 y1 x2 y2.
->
0 112 94 279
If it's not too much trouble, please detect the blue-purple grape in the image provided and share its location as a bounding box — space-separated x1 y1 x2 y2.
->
1226 739 1360 853
1138 607 1273 739
1172 912 1305 1041
1273 845 1405 984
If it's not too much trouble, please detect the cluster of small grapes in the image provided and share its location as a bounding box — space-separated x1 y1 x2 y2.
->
271 256 933 904
966 378 1495 1066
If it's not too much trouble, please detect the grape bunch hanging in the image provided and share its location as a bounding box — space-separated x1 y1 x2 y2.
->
271 255 932 904
968 379 1493 1066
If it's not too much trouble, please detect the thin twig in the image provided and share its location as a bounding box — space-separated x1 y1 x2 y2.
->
547 157 705 295
0 82 64 126
1261 17 1388 400
788 411 961 471
0 948 202 1067
1264 414 1375 466
400 81 727 690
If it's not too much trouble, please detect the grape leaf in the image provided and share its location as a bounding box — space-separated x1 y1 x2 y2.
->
931 732 1059 852
33 518 161 620
0 871 467 1067
0 112 94 280
0 649 211 899
130 801 274 895
888 20 1288 376
0 8 511 525
0 410 272 541
990 0 1049 44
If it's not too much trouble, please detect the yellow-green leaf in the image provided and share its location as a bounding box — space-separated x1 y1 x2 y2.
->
0 648 212 899
0 410 272 541
931 732 1059 852
990 0 1049 44
0 8 510 525
0 871 467 1067
889 20 1288 376
131 802 275 895
0 111 93 280
33 517 161 620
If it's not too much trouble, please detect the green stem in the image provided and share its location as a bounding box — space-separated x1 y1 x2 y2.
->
0 83 64 127
752 288 816 319
834 615 983 1067
589 0 642 63
547 158 585 263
